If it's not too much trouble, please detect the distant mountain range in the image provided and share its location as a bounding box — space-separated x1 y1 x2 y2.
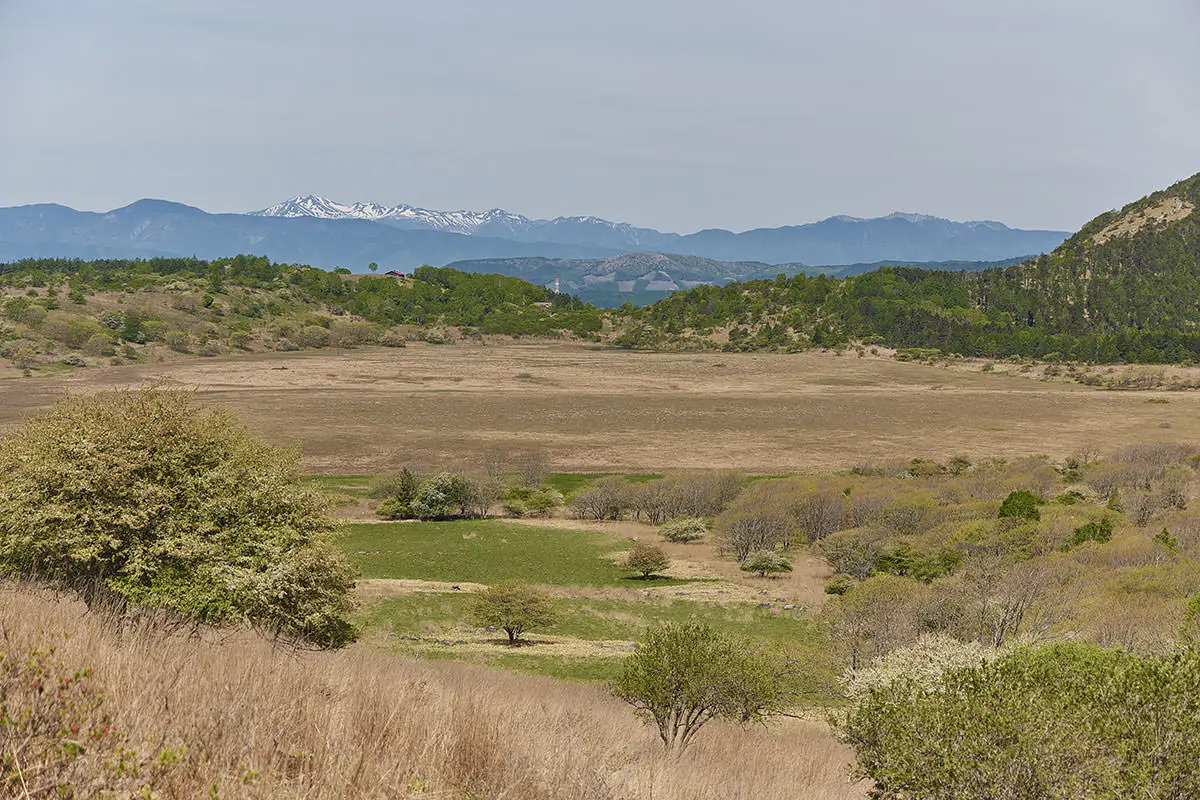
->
0 195 1068 304
253 195 1069 264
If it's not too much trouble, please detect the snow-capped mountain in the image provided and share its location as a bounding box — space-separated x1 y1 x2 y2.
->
252 195 532 236
252 195 670 248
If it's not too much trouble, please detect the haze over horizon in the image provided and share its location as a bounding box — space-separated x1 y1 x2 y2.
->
2 0 1198 234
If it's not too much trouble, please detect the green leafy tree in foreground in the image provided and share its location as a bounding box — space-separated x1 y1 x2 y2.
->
612 622 795 752
625 542 670 579
469 582 558 645
740 550 793 578
0 387 358 648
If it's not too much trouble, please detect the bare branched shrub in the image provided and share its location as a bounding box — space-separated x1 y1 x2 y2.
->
716 513 790 562
790 491 847 544
632 472 745 525
570 476 634 520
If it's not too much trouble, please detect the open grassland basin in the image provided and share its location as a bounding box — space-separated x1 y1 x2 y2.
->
1 342 1198 474
9 344 1200 798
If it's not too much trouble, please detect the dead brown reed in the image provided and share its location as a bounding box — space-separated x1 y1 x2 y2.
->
1 587 865 799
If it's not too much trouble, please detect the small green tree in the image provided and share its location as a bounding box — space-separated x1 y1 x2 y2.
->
409 472 481 519
469 582 558 645
740 550 793 578
659 517 707 543
612 622 793 752
625 543 670 579
0 388 357 647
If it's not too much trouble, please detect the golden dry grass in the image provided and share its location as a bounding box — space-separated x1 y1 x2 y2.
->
1 587 866 799
2 343 1197 474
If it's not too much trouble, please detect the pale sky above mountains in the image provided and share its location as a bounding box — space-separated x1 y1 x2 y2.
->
1 0 1198 233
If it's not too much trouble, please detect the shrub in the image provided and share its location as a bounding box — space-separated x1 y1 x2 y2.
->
998 489 1043 521
1062 516 1116 549
97 309 125 330
624 543 670 579
819 533 881 580
0 388 357 648
83 333 116 357
836 643 1200 799
825 574 856 596
469 582 557 644
716 513 790 561
0 632 182 795
501 486 564 518
371 468 420 519
296 325 331 348
612 622 794 752
410 472 493 519
569 476 633 520
740 550 793 577
659 517 708 543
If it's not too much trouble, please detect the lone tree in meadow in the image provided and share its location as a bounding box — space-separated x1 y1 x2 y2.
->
0 388 358 648
612 622 795 752
625 543 670 579
740 550 793 578
469 582 558 645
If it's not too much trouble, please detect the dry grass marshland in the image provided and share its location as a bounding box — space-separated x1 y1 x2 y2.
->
1 343 1198 473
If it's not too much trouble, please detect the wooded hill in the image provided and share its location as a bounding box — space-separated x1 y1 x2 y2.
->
614 173 1200 363
0 256 602 368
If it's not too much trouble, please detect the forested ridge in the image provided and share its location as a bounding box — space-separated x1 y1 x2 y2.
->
615 173 1200 363
0 255 603 368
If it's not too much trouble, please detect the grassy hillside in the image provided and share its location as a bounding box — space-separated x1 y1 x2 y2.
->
614 173 1200 362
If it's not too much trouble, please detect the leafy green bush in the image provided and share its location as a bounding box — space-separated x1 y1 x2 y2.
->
837 643 1200 799
997 489 1043 521
409 472 493 519
624 543 670 579
1062 515 1116 549
0 388 357 647
501 486 564 518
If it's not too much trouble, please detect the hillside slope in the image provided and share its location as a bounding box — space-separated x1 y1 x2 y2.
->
0 256 603 372
616 173 1200 362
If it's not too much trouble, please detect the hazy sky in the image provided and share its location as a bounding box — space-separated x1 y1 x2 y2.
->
2 0 1198 232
